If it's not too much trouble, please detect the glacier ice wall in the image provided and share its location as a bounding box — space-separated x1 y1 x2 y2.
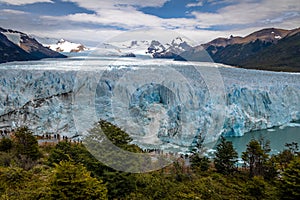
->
0 69 76 135
221 67 300 137
0 60 300 150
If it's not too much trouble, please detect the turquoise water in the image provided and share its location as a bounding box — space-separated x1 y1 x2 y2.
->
224 123 300 157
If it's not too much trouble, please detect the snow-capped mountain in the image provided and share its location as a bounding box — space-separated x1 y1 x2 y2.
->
146 40 166 54
47 39 89 53
151 37 193 59
106 40 152 57
100 36 193 58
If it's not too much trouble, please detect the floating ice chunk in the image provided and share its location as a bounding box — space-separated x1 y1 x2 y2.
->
279 123 300 129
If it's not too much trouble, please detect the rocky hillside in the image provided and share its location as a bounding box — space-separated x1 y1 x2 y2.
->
238 31 300 72
203 28 291 49
0 31 34 63
0 27 66 64
177 28 300 72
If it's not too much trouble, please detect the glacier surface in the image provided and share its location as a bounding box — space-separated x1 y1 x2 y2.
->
0 57 299 151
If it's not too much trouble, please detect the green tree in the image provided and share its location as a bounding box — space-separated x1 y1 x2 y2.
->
93 120 141 152
13 127 41 161
190 155 210 172
189 134 204 154
0 166 28 190
50 161 107 200
47 141 106 178
285 142 299 155
130 173 177 200
214 136 238 175
0 152 13 167
87 120 144 199
0 166 51 199
189 134 210 172
103 171 137 199
0 137 14 167
274 142 298 172
47 121 145 199
242 138 270 177
276 149 295 171
279 156 300 200
246 176 267 200
263 155 278 180
0 138 13 152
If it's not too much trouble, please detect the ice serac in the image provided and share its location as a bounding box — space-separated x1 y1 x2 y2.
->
0 60 300 151
224 86 300 136
94 65 300 146
0 70 76 135
221 67 300 137
91 65 216 149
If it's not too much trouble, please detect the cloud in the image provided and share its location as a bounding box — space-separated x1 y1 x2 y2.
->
49 0 173 30
47 1 299 31
61 0 170 10
42 9 164 30
0 0 53 5
42 10 205 31
0 8 37 31
1 9 29 15
55 0 300 31
186 0 204 8
206 0 235 5
1 0 300 46
191 0 300 28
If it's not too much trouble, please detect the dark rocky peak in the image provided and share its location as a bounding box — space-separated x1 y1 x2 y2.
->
0 26 66 64
147 40 165 54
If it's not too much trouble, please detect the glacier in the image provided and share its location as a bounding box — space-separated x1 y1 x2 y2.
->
0 57 299 152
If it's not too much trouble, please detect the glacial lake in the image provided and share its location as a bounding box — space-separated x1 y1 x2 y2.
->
224 123 300 157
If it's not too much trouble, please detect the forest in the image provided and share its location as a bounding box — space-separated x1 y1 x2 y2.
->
0 120 299 200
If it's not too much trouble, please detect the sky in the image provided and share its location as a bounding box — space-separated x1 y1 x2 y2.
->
0 0 299 46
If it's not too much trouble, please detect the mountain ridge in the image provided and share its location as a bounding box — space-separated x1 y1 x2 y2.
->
177 27 300 72
0 27 66 64
104 36 193 58
202 28 297 48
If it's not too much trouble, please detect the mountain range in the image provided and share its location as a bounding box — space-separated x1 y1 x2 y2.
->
150 37 193 58
101 36 193 58
177 27 300 72
0 26 299 72
0 27 66 64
